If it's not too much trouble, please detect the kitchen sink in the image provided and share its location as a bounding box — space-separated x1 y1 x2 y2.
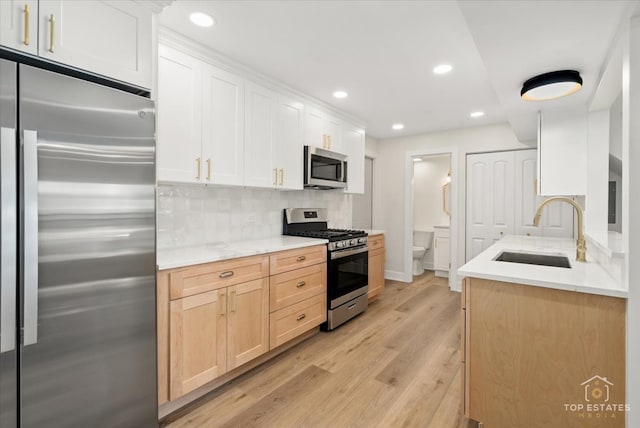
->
493 251 571 268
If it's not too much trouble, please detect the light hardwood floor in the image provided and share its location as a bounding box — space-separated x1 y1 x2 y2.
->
164 272 478 428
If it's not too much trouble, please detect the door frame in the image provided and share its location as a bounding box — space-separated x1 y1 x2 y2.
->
403 148 459 290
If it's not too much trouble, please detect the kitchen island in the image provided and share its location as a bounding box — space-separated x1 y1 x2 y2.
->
458 235 627 428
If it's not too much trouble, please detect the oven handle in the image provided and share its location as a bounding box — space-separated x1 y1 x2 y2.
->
330 246 368 260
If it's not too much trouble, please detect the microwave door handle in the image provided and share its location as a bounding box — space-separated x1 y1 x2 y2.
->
1 128 17 353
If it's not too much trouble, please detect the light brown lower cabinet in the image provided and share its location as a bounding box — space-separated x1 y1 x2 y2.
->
169 277 269 400
367 234 385 301
462 277 626 428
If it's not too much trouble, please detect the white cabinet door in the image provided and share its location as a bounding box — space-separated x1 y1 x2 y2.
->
466 151 515 261
275 96 304 190
434 228 450 273
0 0 38 55
325 115 343 153
538 109 587 195
343 124 365 194
38 1 152 88
515 150 574 238
202 63 245 186
303 106 325 148
157 45 203 184
244 82 277 188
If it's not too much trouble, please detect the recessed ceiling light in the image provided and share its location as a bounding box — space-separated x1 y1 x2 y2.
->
433 64 453 75
521 70 583 101
333 91 348 99
190 12 215 28
470 111 485 118
392 123 404 130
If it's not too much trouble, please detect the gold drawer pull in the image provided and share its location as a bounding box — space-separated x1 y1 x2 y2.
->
219 271 234 279
296 281 306 288
296 313 306 321
48 14 54 53
206 158 211 181
24 4 30 46
296 256 306 262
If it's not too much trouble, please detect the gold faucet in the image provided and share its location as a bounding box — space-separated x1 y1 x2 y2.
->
533 197 586 262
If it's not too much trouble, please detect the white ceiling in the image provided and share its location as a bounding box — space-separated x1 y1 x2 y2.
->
159 0 637 141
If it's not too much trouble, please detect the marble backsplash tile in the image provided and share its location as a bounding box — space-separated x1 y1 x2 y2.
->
157 184 353 249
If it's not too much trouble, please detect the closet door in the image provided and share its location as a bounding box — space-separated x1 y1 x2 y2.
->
515 150 574 238
466 152 515 261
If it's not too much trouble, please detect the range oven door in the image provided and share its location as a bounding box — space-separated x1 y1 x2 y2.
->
327 246 368 308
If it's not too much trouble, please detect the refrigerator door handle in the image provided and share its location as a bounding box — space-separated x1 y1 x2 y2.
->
1 127 17 353
23 129 38 346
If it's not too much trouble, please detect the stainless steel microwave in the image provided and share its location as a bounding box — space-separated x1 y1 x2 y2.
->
304 146 348 189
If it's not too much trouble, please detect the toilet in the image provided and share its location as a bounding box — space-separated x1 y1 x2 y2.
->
413 230 434 276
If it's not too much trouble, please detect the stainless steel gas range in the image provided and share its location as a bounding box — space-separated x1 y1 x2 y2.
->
283 208 368 330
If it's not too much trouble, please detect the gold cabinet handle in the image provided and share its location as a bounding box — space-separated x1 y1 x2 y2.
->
48 14 55 53
296 255 306 262
322 134 327 149
219 270 234 279
24 4 30 46
279 168 283 186
296 313 306 321
195 157 201 180
273 168 277 186
230 290 236 313
328 135 332 149
206 158 211 181
296 281 306 288
220 292 226 316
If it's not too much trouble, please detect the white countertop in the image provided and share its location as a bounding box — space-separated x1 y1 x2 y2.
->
157 236 328 270
365 229 385 236
457 235 627 298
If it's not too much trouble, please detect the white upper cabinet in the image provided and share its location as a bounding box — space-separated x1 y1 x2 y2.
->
0 0 38 55
343 124 365 194
244 82 303 190
202 63 245 186
244 82 277 188
537 109 587 196
157 45 202 184
303 106 343 152
0 0 152 89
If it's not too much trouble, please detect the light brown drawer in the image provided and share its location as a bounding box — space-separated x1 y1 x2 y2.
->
269 245 326 275
368 234 385 251
269 294 326 349
270 263 326 312
168 254 269 300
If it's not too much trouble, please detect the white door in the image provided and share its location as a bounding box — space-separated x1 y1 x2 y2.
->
244 82 277 188
202 63 245 186
38 1 151 88
466 151 515 261
343 125 365 194
0 0 38 55
275 96 304 190
157 45 203 184
515 150 574 237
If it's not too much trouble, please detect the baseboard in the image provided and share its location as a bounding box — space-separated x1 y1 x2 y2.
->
385 270 408 282
422 262 434 271
435 270 450 278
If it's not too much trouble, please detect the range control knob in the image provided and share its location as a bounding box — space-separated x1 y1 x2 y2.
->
350 239 357 246
358 238 367 244
336 241 344 249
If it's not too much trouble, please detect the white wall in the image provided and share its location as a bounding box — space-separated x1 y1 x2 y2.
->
413 156 451 230
157 185 352 249
376 123 530 281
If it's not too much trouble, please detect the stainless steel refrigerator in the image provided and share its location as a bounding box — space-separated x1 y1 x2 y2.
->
0 58 157 427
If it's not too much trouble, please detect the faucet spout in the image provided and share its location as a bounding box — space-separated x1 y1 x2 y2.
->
533 197 586 262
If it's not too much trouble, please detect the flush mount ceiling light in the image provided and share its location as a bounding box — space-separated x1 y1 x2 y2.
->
392 123 404 130
521 70 583 101
190 12 215 28
433 64 453 75
413 157 422 162
470 111 485 118
332 90 348 99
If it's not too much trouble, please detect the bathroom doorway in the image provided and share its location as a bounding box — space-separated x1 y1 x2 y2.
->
411 154 451 277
